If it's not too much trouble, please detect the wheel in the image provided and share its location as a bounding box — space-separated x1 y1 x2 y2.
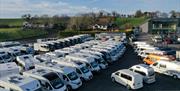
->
111 77 116 82
67 85 72 91
126 85 131 90
80 77 85 82
173 75 178 79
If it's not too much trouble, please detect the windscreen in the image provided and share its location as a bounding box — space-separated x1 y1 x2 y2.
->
43 72 64 89
67 71 79 81
80 66 89 73
90 61 98 68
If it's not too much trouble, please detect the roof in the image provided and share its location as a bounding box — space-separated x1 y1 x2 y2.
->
0 62 19 73
117 69 141 76
24 68 52 76
0 74 36 87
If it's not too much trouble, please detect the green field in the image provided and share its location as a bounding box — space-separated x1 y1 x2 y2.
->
0 28 47 41
0 19 24 27
115 17 148 28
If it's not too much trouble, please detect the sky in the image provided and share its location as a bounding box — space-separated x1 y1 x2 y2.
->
0 0 180 18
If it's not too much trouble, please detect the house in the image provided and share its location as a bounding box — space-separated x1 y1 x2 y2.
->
140 18 180 34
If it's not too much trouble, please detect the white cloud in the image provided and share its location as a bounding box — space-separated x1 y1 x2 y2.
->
0 0 100 18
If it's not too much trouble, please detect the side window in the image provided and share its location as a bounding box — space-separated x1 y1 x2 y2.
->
121 73 132 81
115 72 120 76
134 70 146 76
63 75 69 81
10 88 18 91
39 81 52 90
153 62 158 66
76 69 82 74
129 68 133 71
159 64 166 68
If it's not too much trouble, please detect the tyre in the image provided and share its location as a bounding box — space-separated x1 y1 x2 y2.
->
67 85 72 91
126 85 131 90
173 75 178 79
111 77 116 82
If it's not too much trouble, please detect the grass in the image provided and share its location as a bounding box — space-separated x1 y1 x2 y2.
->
0 28 47 41
0 19 24 27
115 17 148 28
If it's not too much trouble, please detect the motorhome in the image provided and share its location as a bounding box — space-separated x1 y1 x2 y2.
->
111 69 143 90
66 54 101 72
34 54 52 62
143 54 176 65
0 88 9 91
0 74 42 91
150 60 180 79
52 58 93 81
0 62 19 78
75 52 108 69
23 68 67 91
46 52 65 59
129 64 156 84
4 47 22 61
90 48 111 63
34 62 82 90
0 41 34 54
16 55 39 72
0 49 12 63
34 42 55 52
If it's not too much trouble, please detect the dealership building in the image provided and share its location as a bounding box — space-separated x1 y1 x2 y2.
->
140 18 180 34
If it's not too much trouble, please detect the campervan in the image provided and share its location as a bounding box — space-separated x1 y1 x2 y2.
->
129 64 156 84
150 60 180 79
111 69 143 90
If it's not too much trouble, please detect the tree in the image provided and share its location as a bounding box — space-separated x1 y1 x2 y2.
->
135 10 143 17
170 10 176 18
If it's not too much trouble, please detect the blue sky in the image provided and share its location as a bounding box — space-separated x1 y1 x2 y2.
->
0 0 180 18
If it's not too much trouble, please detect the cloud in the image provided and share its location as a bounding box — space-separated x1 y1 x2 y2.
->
0 0 100 18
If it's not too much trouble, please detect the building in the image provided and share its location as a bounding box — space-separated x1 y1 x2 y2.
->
140 18 180 34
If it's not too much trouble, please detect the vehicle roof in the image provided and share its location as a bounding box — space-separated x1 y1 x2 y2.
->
24 68 53 76
35 61 74 74
131 64 152 71
117 69 141 76
0 74 37 88
0 62 19 73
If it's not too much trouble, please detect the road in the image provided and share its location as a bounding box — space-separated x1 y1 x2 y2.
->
77 45 180 91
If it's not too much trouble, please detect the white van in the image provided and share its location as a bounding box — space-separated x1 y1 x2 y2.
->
34 54 52 62
66 54 101 73
0 62 19 78
23 68 67 91
4 47 21 61
0 74 42 91
150 60 180 79
52 58 93 81
129 64 156 84
46 51 65 59
34 42 54 52
111 69 143 90
35 62 82 90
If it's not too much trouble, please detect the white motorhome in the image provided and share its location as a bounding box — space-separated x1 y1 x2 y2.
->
34 54 52 62
0 62 19 78
129 64 156 84
66 54 101 72
0 74 42 91
52 58 93 81
46 52 65 59
35 62 82 90
150 60 180 79
4 47 22 61
34 42 55 52
0 88 9 91
23 68 67 91
16 55 39 72
0 49 13 63
90 48 111 63
75 52 108 69
111 69 143 90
